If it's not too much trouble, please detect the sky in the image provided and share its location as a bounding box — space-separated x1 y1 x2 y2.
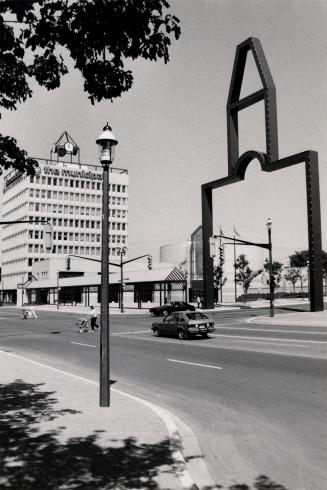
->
1 0 327 268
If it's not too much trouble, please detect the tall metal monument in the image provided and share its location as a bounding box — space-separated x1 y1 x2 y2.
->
202 37 323 312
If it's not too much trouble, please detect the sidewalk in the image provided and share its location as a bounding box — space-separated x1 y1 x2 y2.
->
249 309 327 326
0 349 219 490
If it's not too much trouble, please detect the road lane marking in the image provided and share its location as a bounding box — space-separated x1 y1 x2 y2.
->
112 330 149 335
167 359 223 370
235 340 309 347
70 341 96 348
211 333 327 344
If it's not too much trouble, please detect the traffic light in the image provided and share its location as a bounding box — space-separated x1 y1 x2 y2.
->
270 274 276 291
147 256 152 270
219 246 225 265
66 257 71 271
121 283 126 291
209 237 216 258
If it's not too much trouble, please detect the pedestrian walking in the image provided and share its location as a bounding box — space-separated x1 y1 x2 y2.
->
88 306 99 331
196 296 201 308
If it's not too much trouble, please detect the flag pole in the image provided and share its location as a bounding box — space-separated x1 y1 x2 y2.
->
234 231 237 303
219 229 223 303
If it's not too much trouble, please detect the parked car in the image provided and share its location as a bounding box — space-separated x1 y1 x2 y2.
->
149 301 196 317
151 311 215 340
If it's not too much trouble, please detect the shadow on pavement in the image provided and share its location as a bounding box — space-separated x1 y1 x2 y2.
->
0 380 290 490
0 379 175 490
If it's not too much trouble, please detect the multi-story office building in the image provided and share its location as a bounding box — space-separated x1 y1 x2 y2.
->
0 157 128 294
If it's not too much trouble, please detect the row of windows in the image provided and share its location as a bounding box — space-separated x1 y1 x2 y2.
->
29 189 128 205
3 187 28 207
2 201 27 219
30 175 127 193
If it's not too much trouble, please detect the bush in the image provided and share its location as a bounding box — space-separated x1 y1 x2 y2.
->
236 292 309 302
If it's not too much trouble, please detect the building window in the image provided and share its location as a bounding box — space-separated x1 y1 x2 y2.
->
70 180 74 187
47 190 51 198
30 176 34 183
53 178 57 186
81 181 85 189
29 189 34 197
58 218 62 226
97 182 101 190
47 177 51 185
63 232 68 241
28 258 33 266
69 219 74 227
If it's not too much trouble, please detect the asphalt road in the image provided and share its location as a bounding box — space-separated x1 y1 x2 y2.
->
0 307 326 490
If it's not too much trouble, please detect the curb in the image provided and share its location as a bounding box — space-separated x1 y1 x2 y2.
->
0 349 218 490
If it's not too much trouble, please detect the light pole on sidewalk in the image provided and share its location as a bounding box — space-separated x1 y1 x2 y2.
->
266 218 274 317
96 123 118 407
56 270 60 310
117 247 127 313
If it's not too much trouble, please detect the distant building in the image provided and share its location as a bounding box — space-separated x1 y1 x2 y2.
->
0 157 128 300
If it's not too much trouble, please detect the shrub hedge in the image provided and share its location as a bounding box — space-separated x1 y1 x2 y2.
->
236 291 309 302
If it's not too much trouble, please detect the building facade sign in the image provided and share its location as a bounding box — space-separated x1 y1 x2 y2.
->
43 166 102 180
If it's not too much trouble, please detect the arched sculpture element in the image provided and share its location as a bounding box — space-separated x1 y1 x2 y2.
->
202 37 323 312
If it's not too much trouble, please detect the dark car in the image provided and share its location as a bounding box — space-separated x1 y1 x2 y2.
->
151 311 215 340
149 301 196 317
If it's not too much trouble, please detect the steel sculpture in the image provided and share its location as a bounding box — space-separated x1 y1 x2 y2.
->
202 37 323 311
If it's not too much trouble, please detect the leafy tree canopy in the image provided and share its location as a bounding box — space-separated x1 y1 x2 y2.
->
0 0 181 174
235 254 262 297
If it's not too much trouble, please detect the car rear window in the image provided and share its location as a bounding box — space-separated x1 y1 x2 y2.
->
186 312 208 320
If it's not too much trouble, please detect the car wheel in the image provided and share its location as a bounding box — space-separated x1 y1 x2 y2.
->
178 329 187 340
153 327 160 337
201 332 208 338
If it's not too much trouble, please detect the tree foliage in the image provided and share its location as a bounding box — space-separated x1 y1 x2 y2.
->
284 268 301 293
263 258 283 291
235 254 262 301
0 0 181 174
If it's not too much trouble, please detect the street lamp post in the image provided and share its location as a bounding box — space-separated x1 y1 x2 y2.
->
56 270 60 310
117 247 126 313
266 218 274 317
96 123 118 407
